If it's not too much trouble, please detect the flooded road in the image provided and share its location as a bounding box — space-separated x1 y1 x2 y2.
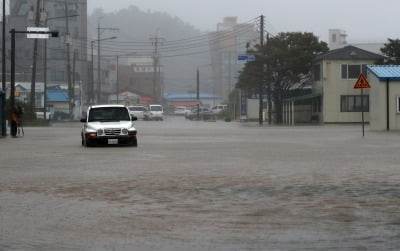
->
0 117 399 250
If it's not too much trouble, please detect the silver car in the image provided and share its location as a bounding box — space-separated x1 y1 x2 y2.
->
80 105 138 147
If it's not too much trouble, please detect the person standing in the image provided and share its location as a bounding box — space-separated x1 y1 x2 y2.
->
10 105 23 137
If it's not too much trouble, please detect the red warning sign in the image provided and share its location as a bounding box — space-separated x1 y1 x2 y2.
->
354 73 371 89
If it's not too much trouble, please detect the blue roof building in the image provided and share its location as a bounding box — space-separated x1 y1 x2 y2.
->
367 65 400 130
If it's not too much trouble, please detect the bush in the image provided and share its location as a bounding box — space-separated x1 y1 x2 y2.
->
218 107 234 122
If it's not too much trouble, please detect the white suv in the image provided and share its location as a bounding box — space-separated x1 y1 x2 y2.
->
144 104 164 121
210 104 227 115
128 105 147 120
80 105 138 147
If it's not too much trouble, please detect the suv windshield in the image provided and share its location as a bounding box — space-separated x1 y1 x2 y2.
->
88 107 130 122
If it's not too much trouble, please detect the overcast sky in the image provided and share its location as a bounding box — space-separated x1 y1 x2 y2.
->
88 0 400 43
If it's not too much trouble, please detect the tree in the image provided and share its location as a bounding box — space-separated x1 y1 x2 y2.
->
236 32 329 123
380 38 400 64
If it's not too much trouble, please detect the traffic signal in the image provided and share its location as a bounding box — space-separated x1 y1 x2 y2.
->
51 31 59 37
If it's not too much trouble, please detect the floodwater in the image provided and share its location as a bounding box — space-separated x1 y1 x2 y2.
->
0 117 399 250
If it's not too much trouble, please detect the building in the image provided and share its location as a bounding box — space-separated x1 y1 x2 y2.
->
328 29 348 50
111 56 164 103
328 28 384 55
311 45 384 123
367 65 400 131
7 0 87 116
208 17 258 99
164 92 222 110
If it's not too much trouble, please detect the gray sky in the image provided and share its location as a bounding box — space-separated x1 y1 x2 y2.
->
88 0 400 43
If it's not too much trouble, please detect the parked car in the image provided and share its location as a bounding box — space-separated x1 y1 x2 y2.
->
80 105 138 147
185 107 211 120
210 104 228 115
144 104 164 121
173 106 190 116
128 105 147 120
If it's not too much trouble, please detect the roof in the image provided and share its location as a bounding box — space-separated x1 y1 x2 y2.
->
367 65 400 81
315 45 384 61
284 92 322 102
90 104 126 108
164 92 222 100
47 86 69 102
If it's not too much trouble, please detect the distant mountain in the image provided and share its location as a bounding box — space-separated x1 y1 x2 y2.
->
88 6 212 93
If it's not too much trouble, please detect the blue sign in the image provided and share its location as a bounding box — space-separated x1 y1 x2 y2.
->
237 54 255 61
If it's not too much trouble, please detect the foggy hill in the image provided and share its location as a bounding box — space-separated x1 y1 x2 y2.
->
88 6 212 93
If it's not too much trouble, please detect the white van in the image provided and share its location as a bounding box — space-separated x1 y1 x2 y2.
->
145 104 164 121
210 104 227 115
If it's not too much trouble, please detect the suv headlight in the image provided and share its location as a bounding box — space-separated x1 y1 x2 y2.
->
122 128 128 135
97 129 104 135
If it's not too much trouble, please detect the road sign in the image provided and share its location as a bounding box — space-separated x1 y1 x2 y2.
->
354 73 371 89
27 27 50 39
238 54 255 61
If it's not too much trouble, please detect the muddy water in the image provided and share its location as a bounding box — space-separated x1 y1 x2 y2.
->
0 120 400 250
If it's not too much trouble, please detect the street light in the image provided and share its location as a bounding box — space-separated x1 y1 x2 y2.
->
90 36 117 104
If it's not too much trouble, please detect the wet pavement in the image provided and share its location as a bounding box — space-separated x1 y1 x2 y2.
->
0 117 400 250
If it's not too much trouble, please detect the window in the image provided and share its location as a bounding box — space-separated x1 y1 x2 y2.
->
341 64 368 79
397 96 400 113
341 95 369 112
332 34 337 43
313 64 321 81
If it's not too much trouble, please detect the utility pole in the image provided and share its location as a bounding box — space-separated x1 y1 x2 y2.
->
97 23 119 104
72 49 76 110
97 21 101 104
2 0 5 92
90 41 94 105
259 15 264 126
116 55 119 103
196 67 200 120
150 31 164 103
2 0 6 136
30 0 41 113
266 33 272 125
64 1 72 119
43 19 48 121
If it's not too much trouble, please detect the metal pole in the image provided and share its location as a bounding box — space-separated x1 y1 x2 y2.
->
97 21 101 104
10 29 15 117
116 55 119 103
361 88 365 137
2 0 5 91
386 78 390 131
1 0 6 135
91 41 94 105
197 67 200 120
43 20 48 121
259 15 264 125
72 49 76 116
